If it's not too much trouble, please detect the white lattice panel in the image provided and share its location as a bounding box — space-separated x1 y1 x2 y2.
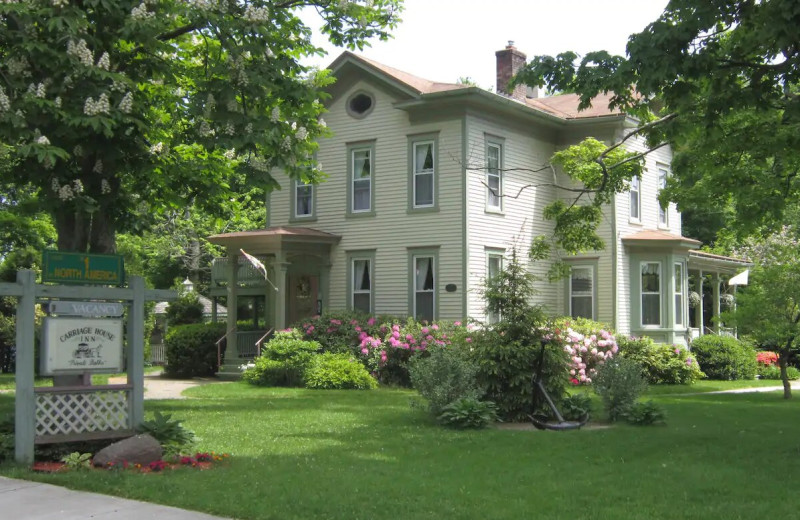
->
36 389 131 437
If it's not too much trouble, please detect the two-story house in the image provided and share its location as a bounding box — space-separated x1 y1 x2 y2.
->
209 44 749 374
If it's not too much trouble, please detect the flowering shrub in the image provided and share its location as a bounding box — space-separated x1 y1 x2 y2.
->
549 319 618 385
756 351 779 367
303 353 378 390
617 336 704 385
293 312 473 386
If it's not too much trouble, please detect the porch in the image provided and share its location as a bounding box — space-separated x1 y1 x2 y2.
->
687 250 751 341
207 226 341 377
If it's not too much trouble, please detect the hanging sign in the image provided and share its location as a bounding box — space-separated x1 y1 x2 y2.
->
40 317 124 374
49 300 124 317
42 250 125 285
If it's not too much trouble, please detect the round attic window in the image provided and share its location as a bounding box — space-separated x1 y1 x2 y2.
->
346 91 375 118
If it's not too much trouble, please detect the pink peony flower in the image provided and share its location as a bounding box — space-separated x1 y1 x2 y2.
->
330 319 342 325
406 334 414 341
361 347 369 355
454 321 462 326
570 369 576 376
367 317 376 326
432 324 439 331
355 326 362 332
421 327 429 334
465 337 472 343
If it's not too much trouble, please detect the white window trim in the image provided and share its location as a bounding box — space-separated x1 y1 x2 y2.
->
413 254 435 321
629 175 641 224
674 262 684 327
413 140 435 208
486 252 504 324
294 180 313 219
486 142 503 212
641 261 661 328
351 257 372 313
569 265 595 320
657 166 669 229
351 147 372 213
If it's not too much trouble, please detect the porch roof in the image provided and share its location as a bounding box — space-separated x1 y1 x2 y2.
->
621 230 702 249
688 250 752 274
208 226 341 253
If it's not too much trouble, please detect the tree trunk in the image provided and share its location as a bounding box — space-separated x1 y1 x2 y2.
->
779 350 792 399
53 207 116 254
88 207 117 254
54 208 90 252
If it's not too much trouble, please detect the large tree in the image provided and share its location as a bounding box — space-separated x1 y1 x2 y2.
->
724 226 800 399
512 0 800 241
0 0 401 253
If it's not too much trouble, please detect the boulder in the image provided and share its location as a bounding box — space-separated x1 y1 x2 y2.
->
93 434 162 467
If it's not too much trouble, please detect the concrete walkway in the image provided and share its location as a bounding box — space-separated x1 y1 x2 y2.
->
107 370 224 400
0 476 231 519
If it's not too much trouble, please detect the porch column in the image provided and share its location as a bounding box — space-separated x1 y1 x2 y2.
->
712 273 721 334
273 251 289 330
319 254 332 315
226 249 239 361
695 270 704 335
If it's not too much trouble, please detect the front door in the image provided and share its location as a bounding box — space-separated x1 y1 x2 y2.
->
287 274 319 325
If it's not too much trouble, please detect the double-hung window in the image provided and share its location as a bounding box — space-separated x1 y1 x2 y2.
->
641 262 661 326
351 147 372 213
351 258 372 313
486 141 503 211
674 263 684 326
294 180 313 219
570 266 594 320
486 252 503 323
658 166 668 227
630 176 641 222
413 140 435 208
413 255 435 322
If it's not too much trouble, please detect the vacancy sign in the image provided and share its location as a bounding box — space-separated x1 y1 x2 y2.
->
41 317 124 375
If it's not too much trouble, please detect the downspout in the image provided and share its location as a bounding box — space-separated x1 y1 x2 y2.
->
610 193 618 330
461 113 469 322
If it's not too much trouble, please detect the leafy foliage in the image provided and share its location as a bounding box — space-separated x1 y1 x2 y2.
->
0 0 401 252
617 336 704 385
242 333 321 387
725 226 800 397
560 393 592 422
164 322 226 378
625 401 667 426
758 365 800 381
303 353 377 390
689 335 757 381
437 397 498 429
60 452 93 471
408 345 482 416
512 0 800 245
138 411 197 452
165 291 204 326
592 357 648 422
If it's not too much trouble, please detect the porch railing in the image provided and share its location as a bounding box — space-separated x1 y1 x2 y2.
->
211 256 270 285
237 330 271 358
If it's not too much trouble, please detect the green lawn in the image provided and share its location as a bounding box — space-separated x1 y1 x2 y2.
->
1 381 799 520
0 367 163 390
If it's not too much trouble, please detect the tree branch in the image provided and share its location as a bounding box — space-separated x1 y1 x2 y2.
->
599 113 677 160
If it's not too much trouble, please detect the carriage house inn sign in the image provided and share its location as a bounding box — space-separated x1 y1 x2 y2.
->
41 316 124 374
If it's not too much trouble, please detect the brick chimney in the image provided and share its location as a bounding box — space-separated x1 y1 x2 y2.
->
496 41 527 101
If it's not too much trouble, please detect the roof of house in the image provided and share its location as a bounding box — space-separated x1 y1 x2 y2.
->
208 226 341 242
330 51 621 121
689 250 752 266
622 230 702 250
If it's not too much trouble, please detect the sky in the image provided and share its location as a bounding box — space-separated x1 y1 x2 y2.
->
300 0 669 91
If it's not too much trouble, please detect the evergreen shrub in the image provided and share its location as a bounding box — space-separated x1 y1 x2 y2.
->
164 322 226 378
689 335 757 380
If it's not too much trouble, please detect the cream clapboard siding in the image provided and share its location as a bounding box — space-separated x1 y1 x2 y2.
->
551 136 617 328
614 135 677 335
464 113 559 321
270 80 465 319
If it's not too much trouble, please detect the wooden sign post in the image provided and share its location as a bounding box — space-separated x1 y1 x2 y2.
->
0 270 175 464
